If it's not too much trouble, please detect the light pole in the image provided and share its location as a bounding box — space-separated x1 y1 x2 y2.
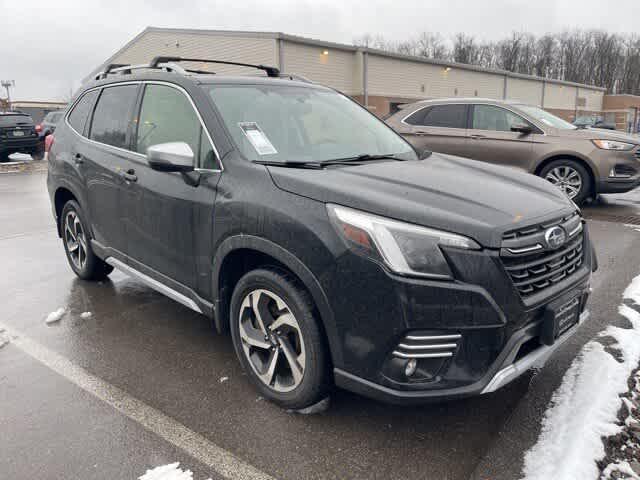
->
1 80 15 110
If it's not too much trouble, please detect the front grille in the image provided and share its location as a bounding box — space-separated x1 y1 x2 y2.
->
392 333 460 359
501 212 585 298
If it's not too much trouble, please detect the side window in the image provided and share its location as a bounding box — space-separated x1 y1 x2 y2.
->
67 90 99 135
472 105 528 132
417 105 467 128
404 107 430 126
135 84 215 168
90 85 138 149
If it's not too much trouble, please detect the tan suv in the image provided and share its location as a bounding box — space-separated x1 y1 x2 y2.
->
386 98 640 204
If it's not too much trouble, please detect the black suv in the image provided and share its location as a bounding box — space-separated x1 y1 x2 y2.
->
47 58 596 409
0 111 43 161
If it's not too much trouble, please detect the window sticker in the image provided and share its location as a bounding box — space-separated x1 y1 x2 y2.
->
238 122 277 155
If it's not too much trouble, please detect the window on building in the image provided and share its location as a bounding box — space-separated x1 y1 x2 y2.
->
90 85 138 149
68 90 99 135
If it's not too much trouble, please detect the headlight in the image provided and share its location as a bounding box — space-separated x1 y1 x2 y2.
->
327 204 480 279
592 139 636 151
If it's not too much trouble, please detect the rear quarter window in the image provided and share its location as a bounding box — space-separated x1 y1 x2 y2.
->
68 90 99 135
405 104 468 129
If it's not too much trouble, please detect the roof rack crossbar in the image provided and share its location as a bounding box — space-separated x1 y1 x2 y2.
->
150 56 280 77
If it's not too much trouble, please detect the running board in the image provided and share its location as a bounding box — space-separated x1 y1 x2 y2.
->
105 257 203 314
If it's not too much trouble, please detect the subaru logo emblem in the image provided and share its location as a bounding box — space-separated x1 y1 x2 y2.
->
544 226 566 249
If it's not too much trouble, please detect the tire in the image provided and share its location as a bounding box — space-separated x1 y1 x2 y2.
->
60 200 113 280
539 159 591 205
31 145 45 161
230 268 329 409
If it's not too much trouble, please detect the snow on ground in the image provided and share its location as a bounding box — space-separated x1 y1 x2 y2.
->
521 274 640 480
138 462 211 480
44 308 66 324
80 311 92 319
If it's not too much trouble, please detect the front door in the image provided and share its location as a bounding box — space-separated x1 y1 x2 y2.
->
124 83 221 292
466 104 537 171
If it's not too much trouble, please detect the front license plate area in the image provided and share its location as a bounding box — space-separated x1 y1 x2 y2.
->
541 294 581 345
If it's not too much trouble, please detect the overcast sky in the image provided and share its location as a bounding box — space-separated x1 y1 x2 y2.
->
1 0 638 101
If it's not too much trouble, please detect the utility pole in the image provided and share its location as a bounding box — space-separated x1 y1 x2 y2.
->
1 80 15 110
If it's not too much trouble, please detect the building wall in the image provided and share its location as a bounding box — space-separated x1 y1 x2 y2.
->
110 30 278 75
282 41 357 94
543 83 578 110
506 77 543 106
365 54 504 100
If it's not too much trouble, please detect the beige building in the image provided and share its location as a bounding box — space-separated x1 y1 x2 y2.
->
93 27 608 122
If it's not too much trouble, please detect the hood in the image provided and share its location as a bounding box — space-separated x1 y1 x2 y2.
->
267 154 575 248
555 127 640 144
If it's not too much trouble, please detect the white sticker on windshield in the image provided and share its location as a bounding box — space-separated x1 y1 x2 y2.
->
238 122 277 155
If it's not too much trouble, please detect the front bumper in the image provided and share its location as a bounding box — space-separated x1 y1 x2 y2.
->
325 222 595 405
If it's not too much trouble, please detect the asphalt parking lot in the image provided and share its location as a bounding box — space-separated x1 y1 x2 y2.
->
1 169 640 480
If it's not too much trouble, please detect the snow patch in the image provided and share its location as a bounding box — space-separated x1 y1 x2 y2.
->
218 376 229 383
80 311 93 319
45 308 66 324
521 274 640 480
138 462 211 480
602 461 640 480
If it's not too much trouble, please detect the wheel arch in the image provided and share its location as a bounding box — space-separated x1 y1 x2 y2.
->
212 235 342 367
53 186 80 237
534 153 597 197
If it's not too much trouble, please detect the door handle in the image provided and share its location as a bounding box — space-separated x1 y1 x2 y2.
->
73 153 84 165
413 130 429 136
470 134 487 140
121 169 137 183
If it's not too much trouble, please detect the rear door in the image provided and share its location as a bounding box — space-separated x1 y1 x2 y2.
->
466 104 537 170
82 84 140 257
400 104 470 156
124 82 220 291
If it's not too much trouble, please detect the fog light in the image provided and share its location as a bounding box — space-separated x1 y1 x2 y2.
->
405 358 417 377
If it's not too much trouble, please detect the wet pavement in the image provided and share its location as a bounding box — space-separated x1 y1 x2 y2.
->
1 171 639 480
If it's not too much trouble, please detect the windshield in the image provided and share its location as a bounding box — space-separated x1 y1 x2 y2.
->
206 84 417 163
0 114 33 127
516 105 577 130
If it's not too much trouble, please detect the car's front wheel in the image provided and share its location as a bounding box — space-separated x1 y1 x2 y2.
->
61 200 113 280
540 159 591 205
230 268 329 409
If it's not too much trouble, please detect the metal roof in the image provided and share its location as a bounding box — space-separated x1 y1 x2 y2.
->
93 27 607 92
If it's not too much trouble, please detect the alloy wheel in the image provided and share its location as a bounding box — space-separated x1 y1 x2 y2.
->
238 289 306 392
64 210 87 270
544 166 582 199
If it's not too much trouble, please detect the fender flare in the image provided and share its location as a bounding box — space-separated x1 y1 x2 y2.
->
212 235 343 367
53 179 88 237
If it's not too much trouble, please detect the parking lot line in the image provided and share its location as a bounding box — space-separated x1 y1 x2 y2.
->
0 322 275 480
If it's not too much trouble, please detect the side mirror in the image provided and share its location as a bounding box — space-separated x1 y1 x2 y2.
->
511 123 533 134
420 149 433 160
147 142 195 173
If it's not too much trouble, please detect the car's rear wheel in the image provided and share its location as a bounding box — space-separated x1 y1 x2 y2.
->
540 159 591 205
61 200 113 280
230 268 329 409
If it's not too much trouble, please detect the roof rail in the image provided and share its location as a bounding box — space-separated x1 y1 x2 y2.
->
149 56 281 77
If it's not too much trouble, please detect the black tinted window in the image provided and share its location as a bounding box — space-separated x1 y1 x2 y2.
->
0 114 33 127
68 91 98 135
90 85 138 149
418 105 468 128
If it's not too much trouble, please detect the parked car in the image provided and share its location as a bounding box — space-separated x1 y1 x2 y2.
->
386 98 640 204
0 111 43 161
48 58 596 409
573 116 617 130
37 110 65 140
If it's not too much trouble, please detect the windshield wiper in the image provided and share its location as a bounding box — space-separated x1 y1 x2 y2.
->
319 153 406 166
254 160 323 169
